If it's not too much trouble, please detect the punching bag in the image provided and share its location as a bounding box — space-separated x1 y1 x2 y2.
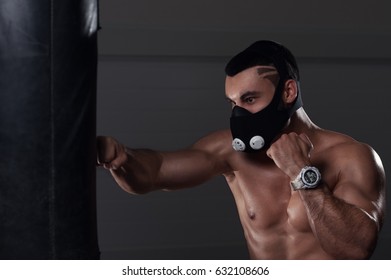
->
0 0 100 259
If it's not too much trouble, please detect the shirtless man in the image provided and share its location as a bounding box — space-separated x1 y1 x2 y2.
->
97 40 386 259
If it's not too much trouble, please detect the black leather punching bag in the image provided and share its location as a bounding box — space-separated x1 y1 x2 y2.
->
0 0 100 259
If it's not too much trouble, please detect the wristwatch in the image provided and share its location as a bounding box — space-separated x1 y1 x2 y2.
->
290 166 321 190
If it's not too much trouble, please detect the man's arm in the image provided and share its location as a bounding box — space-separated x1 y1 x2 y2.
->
96 130 232 194
297 143 385 259
267 133 386 259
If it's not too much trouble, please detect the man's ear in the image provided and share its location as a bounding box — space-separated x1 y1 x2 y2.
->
282 79 298 105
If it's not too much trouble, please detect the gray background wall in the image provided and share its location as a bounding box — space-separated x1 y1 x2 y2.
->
96 0 391 259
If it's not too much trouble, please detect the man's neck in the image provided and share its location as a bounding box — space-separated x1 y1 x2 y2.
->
284 108 317 134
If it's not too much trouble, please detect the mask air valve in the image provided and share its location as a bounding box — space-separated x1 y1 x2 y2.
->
249 135 265 150
232 135 265 152
232 138 246 152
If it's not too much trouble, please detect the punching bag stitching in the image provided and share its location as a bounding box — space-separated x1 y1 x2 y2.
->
49 0 56 260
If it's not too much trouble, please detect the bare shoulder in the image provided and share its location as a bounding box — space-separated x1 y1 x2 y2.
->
315 129 384 173
314 128 386 219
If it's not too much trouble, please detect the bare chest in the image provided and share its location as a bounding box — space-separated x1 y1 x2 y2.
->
224 159 312 233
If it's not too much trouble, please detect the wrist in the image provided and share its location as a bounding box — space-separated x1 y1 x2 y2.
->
288 161 312 181
290 166 322 191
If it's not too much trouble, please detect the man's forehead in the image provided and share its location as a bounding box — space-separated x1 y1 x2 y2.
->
225 66 278 98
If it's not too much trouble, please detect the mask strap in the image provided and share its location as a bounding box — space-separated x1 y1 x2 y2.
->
288 81 303 117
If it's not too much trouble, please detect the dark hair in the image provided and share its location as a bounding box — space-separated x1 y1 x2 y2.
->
225 40 300 82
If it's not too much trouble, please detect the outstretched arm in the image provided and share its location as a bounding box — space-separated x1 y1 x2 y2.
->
267 133 386 259
96 131 232 194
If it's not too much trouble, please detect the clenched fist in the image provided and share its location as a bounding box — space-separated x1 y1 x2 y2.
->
96 136 128 170
266 132 313 180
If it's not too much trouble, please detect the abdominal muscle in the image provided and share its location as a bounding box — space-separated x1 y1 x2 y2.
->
224 164 331 260
243 224 330 259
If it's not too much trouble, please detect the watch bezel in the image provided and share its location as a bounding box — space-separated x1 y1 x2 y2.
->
300 166 321 188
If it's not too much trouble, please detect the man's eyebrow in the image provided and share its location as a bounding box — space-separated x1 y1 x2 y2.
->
225 91 261 104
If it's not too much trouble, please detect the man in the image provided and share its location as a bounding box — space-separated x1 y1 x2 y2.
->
97 40 386 259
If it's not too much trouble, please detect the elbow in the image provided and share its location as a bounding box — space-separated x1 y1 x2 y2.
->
357 230 379 259
334 226 378 260
356 219 381 259
329 242 376 260
345 241 377 260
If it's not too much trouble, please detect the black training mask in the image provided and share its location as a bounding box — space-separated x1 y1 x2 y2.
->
227 41 303 153
230 80 302 152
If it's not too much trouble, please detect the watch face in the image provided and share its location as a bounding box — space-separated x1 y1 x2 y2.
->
303 169 318 185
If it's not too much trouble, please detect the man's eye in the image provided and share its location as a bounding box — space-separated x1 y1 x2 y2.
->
245 97 255 103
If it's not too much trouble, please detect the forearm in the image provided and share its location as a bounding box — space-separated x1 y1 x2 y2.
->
299 184 378 259
110 147 227 194
110 149 164 194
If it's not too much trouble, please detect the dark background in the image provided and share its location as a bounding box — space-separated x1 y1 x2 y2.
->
96 0 391 259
